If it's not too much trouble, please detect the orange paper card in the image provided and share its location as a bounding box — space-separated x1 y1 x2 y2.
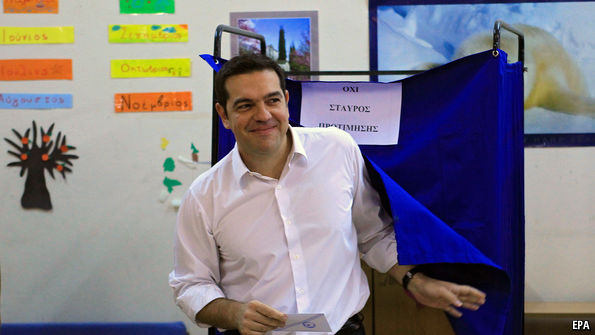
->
0 59 72 80
114 92 192 113
3 0 59 13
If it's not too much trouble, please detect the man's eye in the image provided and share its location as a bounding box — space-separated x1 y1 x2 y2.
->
237 104 251 111
267 98 281 104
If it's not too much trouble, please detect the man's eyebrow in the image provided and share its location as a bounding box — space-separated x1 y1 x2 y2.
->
231 97 253 107
264 91 283 99
232 91 283 107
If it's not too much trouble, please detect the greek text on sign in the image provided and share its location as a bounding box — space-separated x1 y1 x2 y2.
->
300 81 402 145
114 92 192 113
0 59 72 81
0 93 72 109
0 27 74 44
108 24 188 43
3 0 58 14
110 58 191 78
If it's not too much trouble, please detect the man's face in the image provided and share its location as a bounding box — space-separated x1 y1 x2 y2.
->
216 70 290 160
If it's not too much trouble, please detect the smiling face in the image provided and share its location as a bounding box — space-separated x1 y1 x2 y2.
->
216 69 291 163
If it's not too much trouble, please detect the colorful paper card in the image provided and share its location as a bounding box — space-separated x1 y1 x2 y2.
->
111 59 191 78
0 93 72 109
0 27 74 44
108 24 187 43
0 59 72 81
119 0 174 14
3 0 58 13
114 92 192 112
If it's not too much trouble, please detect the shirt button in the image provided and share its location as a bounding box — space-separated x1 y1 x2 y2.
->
296 288 304 294
286 219 292 225
276 185 282 190
293 254 300 260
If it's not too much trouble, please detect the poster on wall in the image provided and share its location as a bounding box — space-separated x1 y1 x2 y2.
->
369 0 595 147
230 11 319 80
3 0 58 14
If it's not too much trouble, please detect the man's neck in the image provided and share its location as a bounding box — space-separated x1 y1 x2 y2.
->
240 133 293 180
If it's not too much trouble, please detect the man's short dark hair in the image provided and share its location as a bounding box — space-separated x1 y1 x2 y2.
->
214 53 286 111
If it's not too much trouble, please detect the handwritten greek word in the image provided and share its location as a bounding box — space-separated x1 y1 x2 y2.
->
3 0 58 13
0 59 72 80
329 104 370 113
318 123 379 133
0 93 72 109
111 59 191 78
0 27 74 44
119 0 174 14
109 24 188 43
114 92 192 112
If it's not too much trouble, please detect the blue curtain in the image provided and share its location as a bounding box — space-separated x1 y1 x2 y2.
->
203 49 524 335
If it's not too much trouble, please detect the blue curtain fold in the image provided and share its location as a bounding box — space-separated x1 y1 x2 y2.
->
202 49 524 335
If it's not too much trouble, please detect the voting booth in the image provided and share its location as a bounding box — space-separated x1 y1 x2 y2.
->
204 24 525 335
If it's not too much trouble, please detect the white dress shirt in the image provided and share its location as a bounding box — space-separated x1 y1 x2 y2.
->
169 126 398 333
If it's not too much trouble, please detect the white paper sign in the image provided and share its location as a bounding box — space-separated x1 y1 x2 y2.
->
300 81 402 145
272 313 331 333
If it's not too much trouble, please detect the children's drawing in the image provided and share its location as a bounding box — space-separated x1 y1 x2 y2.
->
4 121 78 210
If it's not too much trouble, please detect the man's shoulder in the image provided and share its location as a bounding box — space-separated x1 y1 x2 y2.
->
186 152 233 195
294 126 357 148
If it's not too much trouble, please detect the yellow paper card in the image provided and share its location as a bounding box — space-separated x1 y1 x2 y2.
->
108 24 188 43
0 27 74 44
111 59 191 78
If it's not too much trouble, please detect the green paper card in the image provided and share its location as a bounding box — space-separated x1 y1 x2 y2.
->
119 0 175 14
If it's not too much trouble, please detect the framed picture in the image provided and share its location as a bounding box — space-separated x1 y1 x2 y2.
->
230 11 319 80
369 0 595 147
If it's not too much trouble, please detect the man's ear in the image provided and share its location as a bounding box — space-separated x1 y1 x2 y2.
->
284 90 290 104
215 102 231 129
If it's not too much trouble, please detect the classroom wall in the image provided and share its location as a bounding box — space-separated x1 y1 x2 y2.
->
0 1 593 334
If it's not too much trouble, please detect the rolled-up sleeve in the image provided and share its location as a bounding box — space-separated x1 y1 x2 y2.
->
349 141 398 273
169 189 225 327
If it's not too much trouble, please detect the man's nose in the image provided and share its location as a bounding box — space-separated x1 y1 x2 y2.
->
253 102 272 121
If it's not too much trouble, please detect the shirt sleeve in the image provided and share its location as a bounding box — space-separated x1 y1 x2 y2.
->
168 189 225 327
348 137 399 273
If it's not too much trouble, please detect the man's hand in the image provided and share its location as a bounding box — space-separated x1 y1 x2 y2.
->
407 273 486 318
196 298 287 335
234 300 288 335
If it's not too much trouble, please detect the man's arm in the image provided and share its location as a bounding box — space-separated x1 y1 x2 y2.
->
387 264 486 318
196 298 287 335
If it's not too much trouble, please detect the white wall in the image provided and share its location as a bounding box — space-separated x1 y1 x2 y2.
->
0 1 593 334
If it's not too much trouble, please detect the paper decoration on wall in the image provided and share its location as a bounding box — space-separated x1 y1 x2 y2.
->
110 59 190 78
0 93 72 109
108 24 188 43
3 0 58 14
114 92 192 112
119 0 175 14
162 176 181 193
0 26 74 44
191 143 199 162
4 121 78 210
163 157 175 172
0 59 72 81
160 137 169 150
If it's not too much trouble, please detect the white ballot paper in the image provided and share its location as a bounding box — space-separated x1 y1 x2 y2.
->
272 313 331 333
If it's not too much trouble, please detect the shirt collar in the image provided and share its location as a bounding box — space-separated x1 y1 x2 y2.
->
230 126 309 186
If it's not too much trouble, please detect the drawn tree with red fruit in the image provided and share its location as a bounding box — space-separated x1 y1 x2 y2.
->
4 121 78 210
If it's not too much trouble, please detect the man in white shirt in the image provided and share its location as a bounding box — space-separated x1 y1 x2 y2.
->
169 53 486 335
